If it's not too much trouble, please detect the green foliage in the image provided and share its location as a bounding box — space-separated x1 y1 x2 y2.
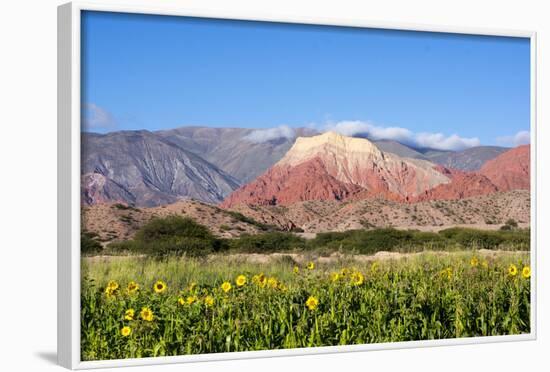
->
80 252 531 360
309 228 445 254
109 216 224 257
228 232 306 253
81 230 102 255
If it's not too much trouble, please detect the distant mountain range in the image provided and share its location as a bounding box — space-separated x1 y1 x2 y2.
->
81 126 524 207
222 132 529 207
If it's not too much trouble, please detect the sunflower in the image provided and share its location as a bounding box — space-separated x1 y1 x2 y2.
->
127 281 139 294
120 326 132 337
293 266 300 274
470 257 479 267
305 296 319 311
307 262 315 270
330 272 340 282
153 280 167 294
140 307 154 322
124 308 135 321
221 281 232 293
267 277 278 289
178 297 185 306
235 275 247 287
204 295 214 307
508 264 518 277
104 280 119 297
187 282 197 292
186 295 197 305
522 266 531 279
350 271 364 286
253 274 267 288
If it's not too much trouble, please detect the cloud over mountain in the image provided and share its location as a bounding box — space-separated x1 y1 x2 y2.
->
244 125 296 143
496 130 530 147
322 120 480 151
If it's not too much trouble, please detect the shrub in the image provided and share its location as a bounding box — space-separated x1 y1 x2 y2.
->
81 230 102 255
109 216 225 256
228 232 306 253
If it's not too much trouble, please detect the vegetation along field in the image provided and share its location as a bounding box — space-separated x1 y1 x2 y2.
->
81 246 530 360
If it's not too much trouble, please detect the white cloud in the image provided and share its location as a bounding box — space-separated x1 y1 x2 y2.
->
414 132 480 151
244 125 296 143
322 120 480 151
496 130 530 147
82 103 116 130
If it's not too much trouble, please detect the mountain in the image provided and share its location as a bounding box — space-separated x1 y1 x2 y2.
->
228 190 530 233
81 131 239 206
425 146 509 171
373 140 429 159
82 199 268 243
156 126 317 183
480 145 530 191
373 140 509 171
221 132 451 207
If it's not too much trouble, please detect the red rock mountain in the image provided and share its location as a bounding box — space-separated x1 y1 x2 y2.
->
221 132 451 207
480 144 530 191
221 133 530 208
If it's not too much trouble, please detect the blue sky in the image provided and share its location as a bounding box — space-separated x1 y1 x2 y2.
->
81 11 531 150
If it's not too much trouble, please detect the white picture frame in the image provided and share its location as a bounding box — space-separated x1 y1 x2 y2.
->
58 1 537 369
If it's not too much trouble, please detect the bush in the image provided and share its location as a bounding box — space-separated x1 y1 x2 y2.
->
81 230 102 255
308 229 445 254
109 216 225 257
228 232 306 253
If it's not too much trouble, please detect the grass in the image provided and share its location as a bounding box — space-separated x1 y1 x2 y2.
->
81 251 531 360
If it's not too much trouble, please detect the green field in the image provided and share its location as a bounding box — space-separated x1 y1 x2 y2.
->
81 251 531 361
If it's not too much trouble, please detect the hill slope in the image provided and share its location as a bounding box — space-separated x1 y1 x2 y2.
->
81 131 239 206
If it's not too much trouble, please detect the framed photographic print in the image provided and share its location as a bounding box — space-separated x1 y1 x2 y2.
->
58 1 537 369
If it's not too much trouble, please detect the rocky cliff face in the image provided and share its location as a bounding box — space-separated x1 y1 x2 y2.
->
222 132 451 207
81 131 240 207
480 145 530 191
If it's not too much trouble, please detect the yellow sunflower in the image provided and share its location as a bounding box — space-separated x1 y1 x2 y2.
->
120 326 132 337
305 296 319 311
522 266 531 279
153 280 167 294
267 277 278 289
140 307 154 322
470 257 479 267
104 280 119 297
330 272 340 282
186 295 197 305
307 262 315 270
235 274 247 287
350 271 364 286
178 297 185 306
508 264 518 277
293 266 300 274
124 308 135 321
107 280 119 290
126 281 139 294
204 295 214 307
221 281 232 293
